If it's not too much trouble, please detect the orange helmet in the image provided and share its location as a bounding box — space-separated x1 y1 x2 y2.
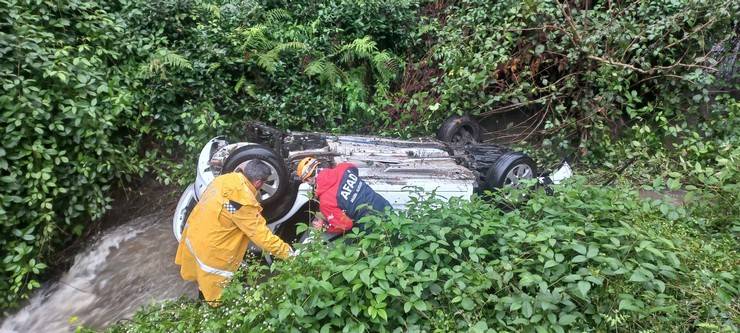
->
296 157 320 182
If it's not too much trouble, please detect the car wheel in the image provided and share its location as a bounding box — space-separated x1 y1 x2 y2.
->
436 114 482 144
222 144 289 205
173 183 197 242
485 152 537 189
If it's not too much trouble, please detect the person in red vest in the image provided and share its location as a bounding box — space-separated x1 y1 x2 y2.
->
296 157 391 235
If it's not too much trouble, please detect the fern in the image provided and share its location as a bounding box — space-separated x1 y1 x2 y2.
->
305 58 346 83
337 37 379 64
158 50 192 70
235 25 270 50
304 59 327 77
347 37 378 58
374 82 390 98
254 42 308 73
256 49 281 73
274 41 308 52
140 48 192 78
371 51 400 81
263 9 290 25
324 61 345 82
200 3 220 19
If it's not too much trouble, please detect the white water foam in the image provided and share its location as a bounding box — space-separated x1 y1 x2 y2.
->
0 212 197 332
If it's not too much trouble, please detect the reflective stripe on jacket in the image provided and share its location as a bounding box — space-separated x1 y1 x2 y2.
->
175 172 291 303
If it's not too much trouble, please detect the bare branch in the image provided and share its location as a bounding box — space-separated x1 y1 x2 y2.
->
587 55 648 73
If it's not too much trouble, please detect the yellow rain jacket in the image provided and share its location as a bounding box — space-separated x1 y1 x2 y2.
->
175 172 291 303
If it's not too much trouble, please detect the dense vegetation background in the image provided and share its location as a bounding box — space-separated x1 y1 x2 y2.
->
1 0 737 330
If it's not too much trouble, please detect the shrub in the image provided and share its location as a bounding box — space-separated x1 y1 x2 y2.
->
108 179 738 332
392 0 738 159
0 0 146 308
0 0 423 308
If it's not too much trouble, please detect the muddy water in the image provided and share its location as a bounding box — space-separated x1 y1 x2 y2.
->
0 212 197 333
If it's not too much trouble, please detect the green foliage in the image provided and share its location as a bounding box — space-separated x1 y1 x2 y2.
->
108 0 419 181
0 0 421 308
396 0 738 156
109 178 738 332
0 0 148 309
1 0 737 319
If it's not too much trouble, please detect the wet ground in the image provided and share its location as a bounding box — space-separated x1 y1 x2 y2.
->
0 211 197 332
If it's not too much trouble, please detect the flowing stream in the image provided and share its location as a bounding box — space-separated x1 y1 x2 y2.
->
0 211 197 332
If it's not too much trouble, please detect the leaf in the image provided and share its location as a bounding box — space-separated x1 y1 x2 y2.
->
522 300 533 318
559 313 577 325
544 260 558 268
471 321 488 333
387 288 401 297
571 255 587 263
360 269 372 285
413 300 427 311
278 306 291 320
619 299 639 311
572 243 587 255
562 274 581 282
461 297 475 311
372 269 386 280
377 308 388 321
629 268 654 282
577 281 591 297
586 245 598 258
343 269 358 283
535 44 545 55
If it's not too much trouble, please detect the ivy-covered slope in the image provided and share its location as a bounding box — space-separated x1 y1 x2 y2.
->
1 0 737 312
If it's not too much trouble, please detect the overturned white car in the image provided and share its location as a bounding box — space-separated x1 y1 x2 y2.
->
172 117 569 246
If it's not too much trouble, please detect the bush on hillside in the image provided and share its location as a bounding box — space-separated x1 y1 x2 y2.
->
0 0 422 308
109 177 738 332
394 0 738 157
118 0 419 163
1 0 736 314
0 0 147 309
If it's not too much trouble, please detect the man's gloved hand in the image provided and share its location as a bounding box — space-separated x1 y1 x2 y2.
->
289 248 302 257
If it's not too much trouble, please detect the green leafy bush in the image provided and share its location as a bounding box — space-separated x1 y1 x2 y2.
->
0 0 422 308
0 0 147 308
109 0 420 181
396 0 738 156
109 179 738 332
2 0 736 317
122 0 415 135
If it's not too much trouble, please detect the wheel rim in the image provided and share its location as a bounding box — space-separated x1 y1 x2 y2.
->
238 159 281 202
504 164 533 186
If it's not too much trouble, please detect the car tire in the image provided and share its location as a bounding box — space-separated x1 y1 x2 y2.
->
173 183 197 242
436 114 482 144
222 144 290 205
485 152 537 189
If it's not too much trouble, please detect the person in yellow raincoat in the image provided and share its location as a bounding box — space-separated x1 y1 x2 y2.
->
175 160 293 304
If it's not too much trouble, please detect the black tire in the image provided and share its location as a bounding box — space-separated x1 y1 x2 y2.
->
261 180 299 222
222 145 290 206
485 152 537 189
436 115 482 144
